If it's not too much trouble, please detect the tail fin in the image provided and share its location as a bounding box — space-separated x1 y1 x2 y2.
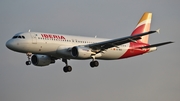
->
131 12 152 44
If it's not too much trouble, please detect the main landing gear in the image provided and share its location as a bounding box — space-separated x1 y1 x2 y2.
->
90 56 99 67
62 58 72 73
61 57 99 73
90 60 99 67
26 53 32 65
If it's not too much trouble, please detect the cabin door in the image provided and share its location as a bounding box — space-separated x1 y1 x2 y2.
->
30 33 37 44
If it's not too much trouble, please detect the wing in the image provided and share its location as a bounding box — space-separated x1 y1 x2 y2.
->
85 29 160 52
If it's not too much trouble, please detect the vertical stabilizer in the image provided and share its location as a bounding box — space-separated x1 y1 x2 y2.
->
131 12 152 43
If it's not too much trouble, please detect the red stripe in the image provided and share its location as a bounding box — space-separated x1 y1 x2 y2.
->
131 24 146 36
120 42 150 59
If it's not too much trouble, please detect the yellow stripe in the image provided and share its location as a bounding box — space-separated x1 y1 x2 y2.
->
137 12 152 24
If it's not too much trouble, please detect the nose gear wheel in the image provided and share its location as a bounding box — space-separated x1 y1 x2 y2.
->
26 53 32 65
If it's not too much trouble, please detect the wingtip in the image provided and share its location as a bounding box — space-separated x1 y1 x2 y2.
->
156 28 160 33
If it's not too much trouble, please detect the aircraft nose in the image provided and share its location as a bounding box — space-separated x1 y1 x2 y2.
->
6 39 15 50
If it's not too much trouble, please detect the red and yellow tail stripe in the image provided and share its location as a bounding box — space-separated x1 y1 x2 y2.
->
120 13 152 59
131 12 152 44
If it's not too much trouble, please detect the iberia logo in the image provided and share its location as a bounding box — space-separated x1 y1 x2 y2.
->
41 34 65 39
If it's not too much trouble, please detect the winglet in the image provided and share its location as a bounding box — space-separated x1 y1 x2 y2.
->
156 28 160 34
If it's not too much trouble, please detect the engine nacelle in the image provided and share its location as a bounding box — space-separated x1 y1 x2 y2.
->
71 46 95 58
31 54 55 66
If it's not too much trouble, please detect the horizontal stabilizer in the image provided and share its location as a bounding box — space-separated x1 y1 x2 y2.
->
140 41 173 48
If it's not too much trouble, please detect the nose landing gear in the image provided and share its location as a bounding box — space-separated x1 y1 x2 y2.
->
26 53 32 65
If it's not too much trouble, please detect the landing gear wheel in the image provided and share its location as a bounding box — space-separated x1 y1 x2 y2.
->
90 61 94 67
26 61 31 65
63 66 72 73
62 58 72 73
90 61 99 67
26 53 32 65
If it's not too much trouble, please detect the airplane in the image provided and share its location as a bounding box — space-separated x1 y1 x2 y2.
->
6 12 173 73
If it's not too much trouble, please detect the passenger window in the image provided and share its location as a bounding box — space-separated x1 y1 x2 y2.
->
18 36 22 38
22 36 25 39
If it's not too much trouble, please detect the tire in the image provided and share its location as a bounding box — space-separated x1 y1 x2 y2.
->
63 66 72 73
26 61 31 65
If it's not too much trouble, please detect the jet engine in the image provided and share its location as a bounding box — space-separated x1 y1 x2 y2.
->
31 54 55 66
71 46 95 58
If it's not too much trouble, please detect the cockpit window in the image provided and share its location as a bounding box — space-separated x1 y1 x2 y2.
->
12 35 25 39
12 36 18 39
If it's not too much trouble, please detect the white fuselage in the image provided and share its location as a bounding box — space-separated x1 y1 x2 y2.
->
6 32 130 60
5 12 172 72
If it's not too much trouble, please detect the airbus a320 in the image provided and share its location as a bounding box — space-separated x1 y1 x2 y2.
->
6 12 173 73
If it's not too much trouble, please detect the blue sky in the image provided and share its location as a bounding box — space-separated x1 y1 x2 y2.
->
0 0 179 101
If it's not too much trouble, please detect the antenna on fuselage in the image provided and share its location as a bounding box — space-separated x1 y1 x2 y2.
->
28 29 31 32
